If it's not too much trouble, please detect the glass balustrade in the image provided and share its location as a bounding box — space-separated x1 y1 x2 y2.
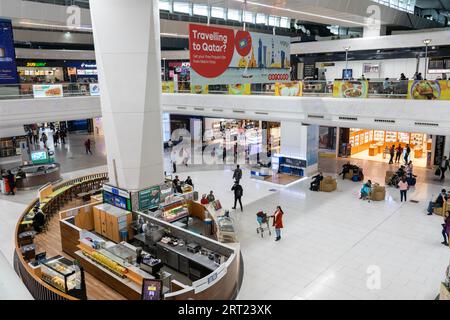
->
0 79 434 100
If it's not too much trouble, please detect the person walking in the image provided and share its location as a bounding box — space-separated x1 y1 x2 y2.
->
441 213 450 246
398 176 409 202
53 130 59 147
404 144 411 164
222 146 227 164
271 206 284 241
389 145 395 164
440 156 449 181
40 132 48 149
231 182 243 212
32 127 39 144
6 170 16 195
60 129 66 144
84 138 93 155
233 165 242 184
395 145 403 164
172 160 177 174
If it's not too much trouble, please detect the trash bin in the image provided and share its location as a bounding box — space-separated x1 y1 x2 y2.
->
204 218 213 236
120 229 128 242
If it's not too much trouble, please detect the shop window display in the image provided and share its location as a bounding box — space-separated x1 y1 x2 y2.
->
346 128 430 167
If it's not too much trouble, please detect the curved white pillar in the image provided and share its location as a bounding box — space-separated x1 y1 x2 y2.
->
90 0 164 190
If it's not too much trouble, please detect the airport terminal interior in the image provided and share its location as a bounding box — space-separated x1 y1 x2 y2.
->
0 0 450 301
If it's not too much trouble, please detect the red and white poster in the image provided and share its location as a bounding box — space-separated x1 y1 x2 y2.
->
189 24 234 78
189 24 290 85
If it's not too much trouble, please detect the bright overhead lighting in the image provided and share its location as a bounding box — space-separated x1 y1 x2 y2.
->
344 46 351 51
423 39 432 45
19 21 92 31
160 32 188 38
232 0 367 27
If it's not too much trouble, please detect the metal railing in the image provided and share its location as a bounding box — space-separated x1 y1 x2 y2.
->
0 79 412 100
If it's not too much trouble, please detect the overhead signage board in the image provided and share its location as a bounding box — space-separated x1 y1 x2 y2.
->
189 23 291 86
138 185 161 211
32 84 63 98
0 19 19 84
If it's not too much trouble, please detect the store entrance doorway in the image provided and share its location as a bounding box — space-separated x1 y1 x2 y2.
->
339 128 432 168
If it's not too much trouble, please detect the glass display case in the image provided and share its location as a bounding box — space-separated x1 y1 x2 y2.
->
398 132 410 144
385 131 397 143
374 130 385 142
40 255 86 299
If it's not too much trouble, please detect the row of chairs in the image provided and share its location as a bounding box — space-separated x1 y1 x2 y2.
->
39 174 109 231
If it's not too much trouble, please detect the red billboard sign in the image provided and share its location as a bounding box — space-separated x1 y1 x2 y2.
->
189 24 234 78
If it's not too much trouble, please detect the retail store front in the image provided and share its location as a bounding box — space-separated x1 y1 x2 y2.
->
17 61 64 83
203 118 281 157
340 128 431 167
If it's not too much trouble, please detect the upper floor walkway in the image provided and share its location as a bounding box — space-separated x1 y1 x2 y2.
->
1 80 449 135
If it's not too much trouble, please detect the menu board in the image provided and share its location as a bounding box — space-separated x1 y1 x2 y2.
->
284 157 307 168
103 191 128 210
138 186 161 211
141 279 162 300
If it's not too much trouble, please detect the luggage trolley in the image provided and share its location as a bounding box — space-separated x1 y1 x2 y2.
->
256 211 271 238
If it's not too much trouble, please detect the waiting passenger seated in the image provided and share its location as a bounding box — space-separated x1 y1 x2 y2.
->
310 172 324 191
427 189 447 216
359 180 372 200
16 168 26 179
32 205 45 233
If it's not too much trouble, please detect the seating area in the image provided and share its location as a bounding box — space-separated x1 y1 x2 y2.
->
17 173 109 261
319 176 337 192
370 184 386 201
344 168 364 182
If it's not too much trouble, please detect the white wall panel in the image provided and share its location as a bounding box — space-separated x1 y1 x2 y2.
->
1 94 450 136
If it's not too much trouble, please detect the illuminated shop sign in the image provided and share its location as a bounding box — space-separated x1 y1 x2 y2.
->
26 62 47 67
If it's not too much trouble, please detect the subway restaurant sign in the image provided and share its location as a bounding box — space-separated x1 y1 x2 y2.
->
26 62 47 67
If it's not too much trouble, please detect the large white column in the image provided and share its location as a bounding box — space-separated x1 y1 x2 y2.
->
280 121 319 176
90 0 164 190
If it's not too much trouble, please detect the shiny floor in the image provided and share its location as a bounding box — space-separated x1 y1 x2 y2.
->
0 133 448 300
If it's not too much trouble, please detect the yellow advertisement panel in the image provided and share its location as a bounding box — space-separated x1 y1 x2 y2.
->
161 81 174 93
408 80 450 100
332 80 369 98
190 84 209 94
274 82 303 96
228 84 251 95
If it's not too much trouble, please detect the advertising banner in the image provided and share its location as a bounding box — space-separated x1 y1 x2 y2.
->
0 19 19 84
407 80 450 100
89 83 100 96
190 84 209 94
274 82 303 96
162 81 174 93
228 83 251 95
32 84 64 98
332 80 368 98
138 185 161 211
189 23 290 86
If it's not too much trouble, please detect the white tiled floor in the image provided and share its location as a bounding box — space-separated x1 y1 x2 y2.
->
0 152 448 300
